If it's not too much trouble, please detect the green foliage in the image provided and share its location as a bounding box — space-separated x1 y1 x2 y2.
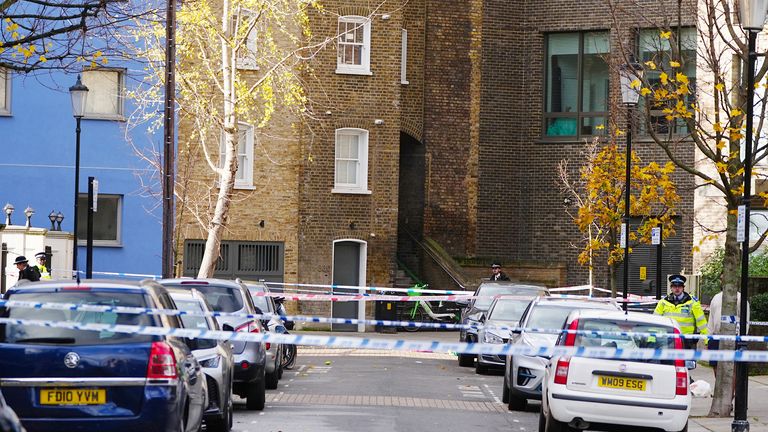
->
751 293 768 322
700 247 768 300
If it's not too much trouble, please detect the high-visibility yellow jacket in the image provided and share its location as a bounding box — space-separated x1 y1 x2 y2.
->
36 264 51 279
654 292 708 344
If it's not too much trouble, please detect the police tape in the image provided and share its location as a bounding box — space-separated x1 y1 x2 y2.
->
3 298 768 343
2 316 768 362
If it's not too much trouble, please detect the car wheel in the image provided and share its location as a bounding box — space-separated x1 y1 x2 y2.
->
206 397 232 432
508 392 527 411
458 353 474 367
538 409 546 432
545 408 567 432
246 378 266 411
677 423 688 432
502 376 510 404
265 367 279 390
277 363 284 380
475 360 487 375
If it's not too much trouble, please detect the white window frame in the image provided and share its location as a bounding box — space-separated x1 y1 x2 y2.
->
401 29 409 85
81 68 125 121
235 10 261 71
333 128 370 194
76 194 123 247
220 122 255 189
0 68 11 116
336 16 372 75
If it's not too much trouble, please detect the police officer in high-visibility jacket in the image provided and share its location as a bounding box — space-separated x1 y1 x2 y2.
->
34 252 52 279
654 274 708 349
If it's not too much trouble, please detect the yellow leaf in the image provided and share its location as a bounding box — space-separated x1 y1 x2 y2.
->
676 72 688 85
713 122 723 132
660 30 672 39
670 60 681 68
731 108 743 116
595 124 605 130
729 209 738 215
716 140 726 150
715 83 724 91
692 246 701 253
39 55 47 63
640 87 651 96
645 61 657 70
660 72 668 85
631 79 641 89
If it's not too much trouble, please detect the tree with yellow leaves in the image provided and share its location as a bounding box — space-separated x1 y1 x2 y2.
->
1 0 157 72
559 136 680 296
610 0 765 417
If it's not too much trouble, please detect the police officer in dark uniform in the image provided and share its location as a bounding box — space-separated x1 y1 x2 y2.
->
490 262 510 281
14 256 41 282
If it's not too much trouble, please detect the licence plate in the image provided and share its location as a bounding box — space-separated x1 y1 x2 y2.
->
40 388 106 405
597 376 646 391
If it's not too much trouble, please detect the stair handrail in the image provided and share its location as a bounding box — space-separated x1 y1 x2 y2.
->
401 228 469 291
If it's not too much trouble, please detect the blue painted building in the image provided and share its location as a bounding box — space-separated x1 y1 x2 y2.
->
0 67 162 278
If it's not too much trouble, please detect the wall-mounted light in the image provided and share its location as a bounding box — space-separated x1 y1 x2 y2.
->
24 206 34 228
55 212 64 231
382 14 391 20
374 119 384 125
259 220 265 228
49 211 58 230
3 203 13 225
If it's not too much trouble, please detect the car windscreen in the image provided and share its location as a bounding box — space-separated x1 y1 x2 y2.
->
248 292 273 313
172 298 217 349
475 287 539 309
487 299 531 321
574 319 677 364
167 285 244 313
0 290 156 345
525 305 574 330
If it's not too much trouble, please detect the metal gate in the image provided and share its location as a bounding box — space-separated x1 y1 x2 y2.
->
183 240 284 282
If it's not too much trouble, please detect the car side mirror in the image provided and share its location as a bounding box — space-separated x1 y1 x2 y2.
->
686 360 697 370
511 328 522 335
479 313 486 322
222 323 235 332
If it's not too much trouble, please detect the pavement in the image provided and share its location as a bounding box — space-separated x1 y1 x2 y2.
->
295 329 768 432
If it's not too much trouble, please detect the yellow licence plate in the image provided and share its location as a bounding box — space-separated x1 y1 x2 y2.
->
597 376 646 391
40 388 106 405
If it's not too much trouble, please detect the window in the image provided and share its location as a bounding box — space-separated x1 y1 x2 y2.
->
639 28 696 135
333 128 370 194
76 194 122 246
401 29 409 84
0 68 10 115
220 122 254 189
81 69 124 119
235 10 261 70
544 32 610 139
336 16 371 75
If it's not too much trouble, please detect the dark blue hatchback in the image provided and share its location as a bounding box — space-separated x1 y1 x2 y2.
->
0 280 206 432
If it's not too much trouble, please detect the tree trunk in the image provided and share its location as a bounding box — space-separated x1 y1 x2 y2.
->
708 206 740 416
197 0 238 279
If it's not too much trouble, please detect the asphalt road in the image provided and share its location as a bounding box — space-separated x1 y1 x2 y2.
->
229 347 540 432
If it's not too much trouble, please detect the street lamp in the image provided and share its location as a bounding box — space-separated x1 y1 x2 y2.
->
3 203 13 225
735 3 767 431
618 57 644 311
55 212 64 232
24 206 34 228
48 210 57 230
69 75 89 277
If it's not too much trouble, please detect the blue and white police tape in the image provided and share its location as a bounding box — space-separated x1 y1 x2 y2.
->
3 298 768 343
2 316 768 361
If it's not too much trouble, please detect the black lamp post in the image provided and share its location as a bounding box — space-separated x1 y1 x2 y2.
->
48 211 57 231
618 58 644 311
3 203 13 226
69 75 89 278
55 212 64 232
735 3 767 431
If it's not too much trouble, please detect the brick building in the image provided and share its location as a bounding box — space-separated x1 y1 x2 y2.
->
178 0 697 321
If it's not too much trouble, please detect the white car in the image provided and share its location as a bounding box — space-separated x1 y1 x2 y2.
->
540 310 691 432
503 297 621 410
475 295 540 374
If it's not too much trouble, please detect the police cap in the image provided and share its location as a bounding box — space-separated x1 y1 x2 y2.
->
668 274 687 285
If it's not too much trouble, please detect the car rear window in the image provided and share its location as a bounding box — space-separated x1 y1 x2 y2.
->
0 290 156 345
166 284 245 313
475 287 542 309
249 294 272 313
488 299 531 321
574 319 678 364
172 298 217 350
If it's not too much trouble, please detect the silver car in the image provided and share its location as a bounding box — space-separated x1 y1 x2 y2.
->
158 278 267 411
169 289 234 432
474 295 538 374
502 297 621 411
246 283 285 390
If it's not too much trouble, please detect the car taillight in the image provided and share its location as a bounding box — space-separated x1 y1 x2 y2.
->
265 342 271 350
673 328 688 395
554 356 571 385
147 341 178 379
564 319 579 346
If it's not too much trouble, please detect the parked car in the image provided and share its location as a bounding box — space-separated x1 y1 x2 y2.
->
456 282 548 367
540 309 691 432
168 289 234 432
0 390 24 432
503 297 621 410
0 280 207 432
245 282 286 389
474 295 540 374
157 279 267 410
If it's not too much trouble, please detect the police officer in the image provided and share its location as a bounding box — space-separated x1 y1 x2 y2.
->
653 274 708 349
34 252 51 279
14 256 41 282
490 262 510 281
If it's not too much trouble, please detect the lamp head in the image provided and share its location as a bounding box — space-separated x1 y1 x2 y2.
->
69 75 89 118
619 57 644 106
24 206 34 218
3 203 13 216
740 0 768 30
48 210 57 223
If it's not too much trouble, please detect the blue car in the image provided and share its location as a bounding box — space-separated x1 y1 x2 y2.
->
0 280 207 432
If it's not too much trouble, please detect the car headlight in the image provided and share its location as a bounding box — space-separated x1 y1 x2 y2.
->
483 332 504 344
199 355 221 368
